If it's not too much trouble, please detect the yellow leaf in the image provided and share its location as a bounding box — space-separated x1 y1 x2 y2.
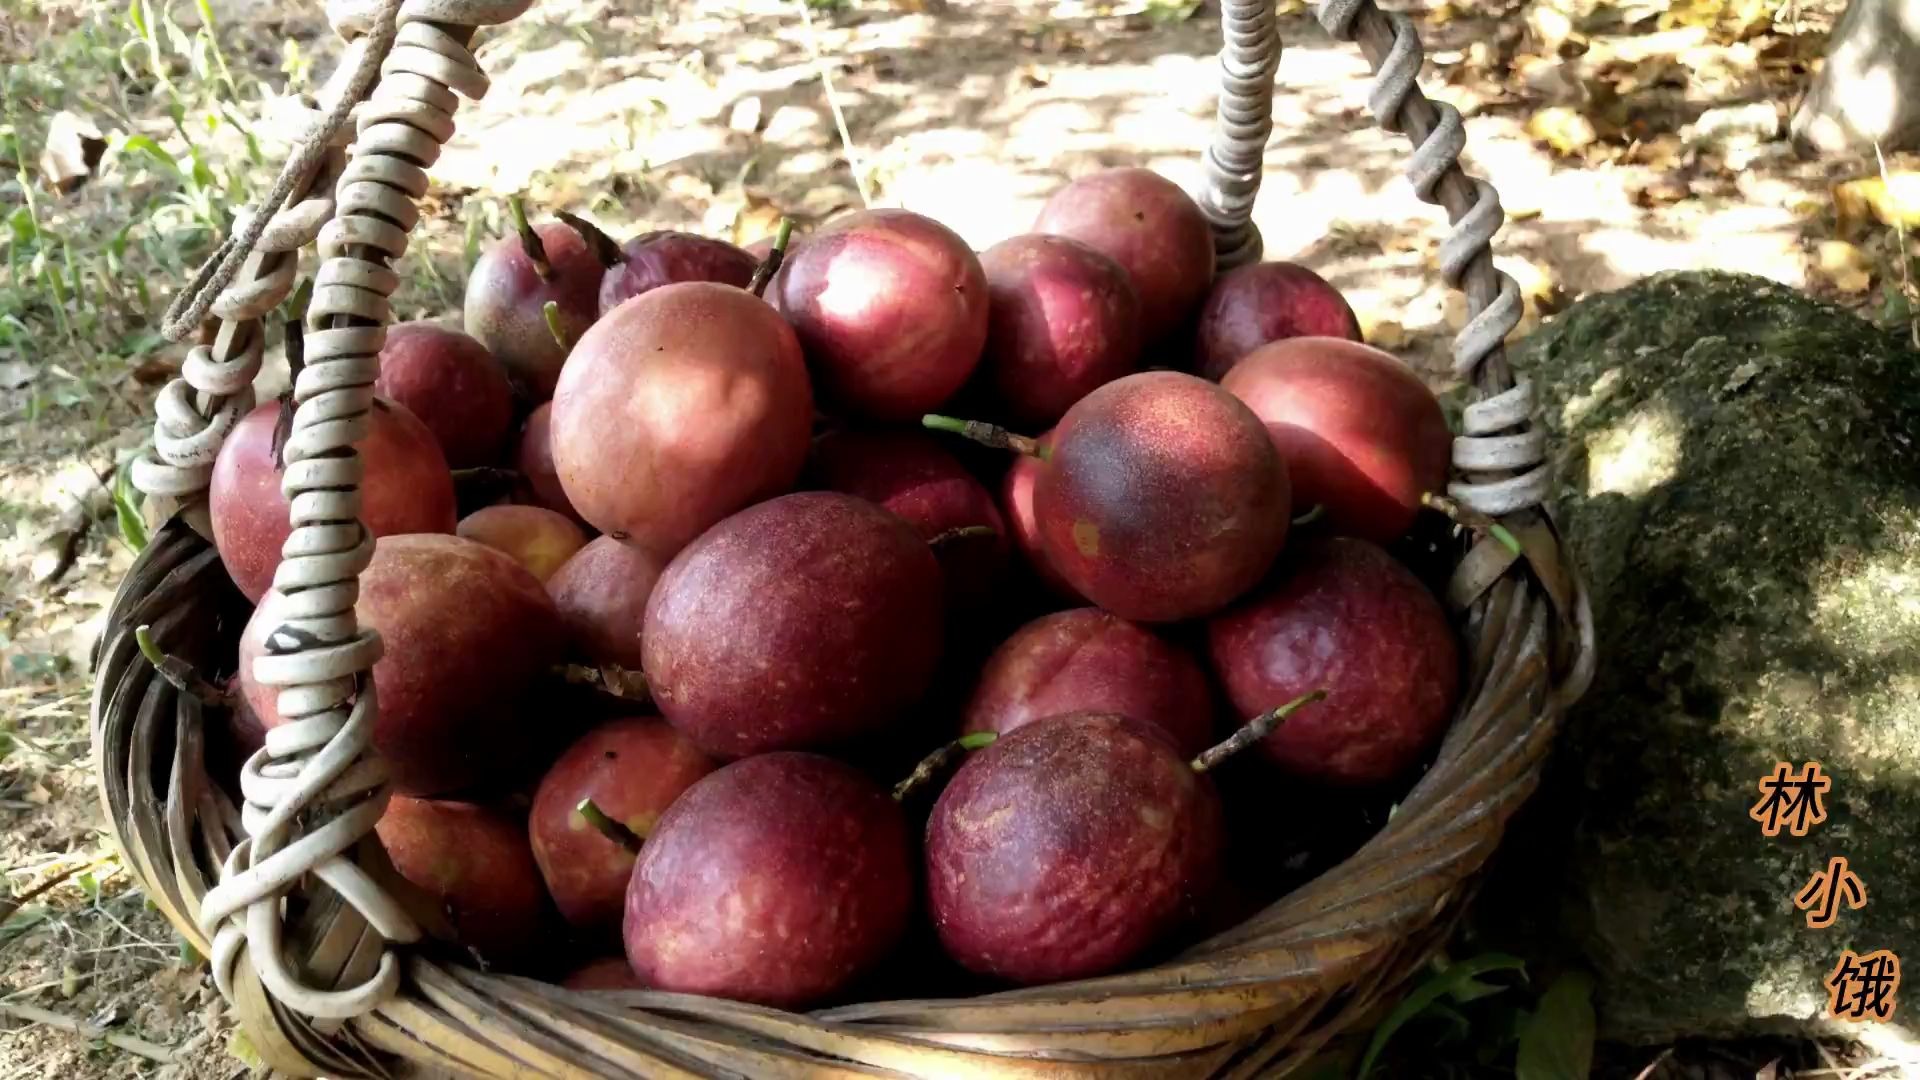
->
1526 107 1598 156
1815 241 1873 294
1365 319 1408 349
1832 174 1920 236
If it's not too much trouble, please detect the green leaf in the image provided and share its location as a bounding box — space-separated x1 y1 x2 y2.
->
118 134 179 175
1356 953 1527 1079
76 872 99 899
194 0 217 30
114 462 148 553
1448 974 1510 1004
1515 971 1596 1080
0 730 13 764
6 205 35 246
189 149 214 191
128 0 150 41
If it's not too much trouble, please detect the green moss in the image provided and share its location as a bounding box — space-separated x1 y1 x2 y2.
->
1470 272 1920 1041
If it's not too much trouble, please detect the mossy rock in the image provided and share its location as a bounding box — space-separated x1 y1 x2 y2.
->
1469 271 1920 1043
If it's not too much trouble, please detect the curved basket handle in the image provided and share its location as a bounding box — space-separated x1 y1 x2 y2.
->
1200 0 1593 703
135 0 531 1020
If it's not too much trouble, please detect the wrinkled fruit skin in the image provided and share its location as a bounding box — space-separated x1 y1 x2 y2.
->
1195 262 1361 381
546 536 668 670
210 399 457 603
962 608 1214 758
644 492 944 758
376 797 549 968
1206 537 1460 786
623 753 914 1008
551 281 813 559
561 957 646 991
926 713 1222 985
1220 336 1449 544
1033 167 1214 343
513 402 583 525
1036 371 1290 622
598 231 758 316
1000 430 1082 601
977 234 1142 427
773 209 988 420
464 221 604 401
809 429 1008 613
457 504 587 582
239 534 564 795
530 717 718 933
373 321 516 468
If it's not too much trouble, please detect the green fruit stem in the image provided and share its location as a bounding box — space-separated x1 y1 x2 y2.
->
556 210 623 270
576 798 642 854
542 300 570 351
1190 689 1328 774
747 218 795 298
1419 491 1522 557
134 624 235 708
510 194 552 281
927 524 999 554
1291 504 1326 527
891 731 998 802
921 414 1048 459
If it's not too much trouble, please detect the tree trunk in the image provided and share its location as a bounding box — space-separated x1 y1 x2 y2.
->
1791 0 1920 154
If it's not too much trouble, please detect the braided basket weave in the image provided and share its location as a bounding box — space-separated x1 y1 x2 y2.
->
93 0 1596 1075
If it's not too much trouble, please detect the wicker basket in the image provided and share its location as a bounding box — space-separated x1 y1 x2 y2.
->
92 0 1596 1075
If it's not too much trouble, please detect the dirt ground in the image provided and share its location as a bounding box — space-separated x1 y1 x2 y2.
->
0 0 1914 1076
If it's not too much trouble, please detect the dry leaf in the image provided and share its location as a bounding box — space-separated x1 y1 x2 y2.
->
1814 240 1873 293
1527 106 1599 155
726 96 763 135
37 111 105 195
1831 174 1920 237
1365 319 1408 349
1630 174 1692 207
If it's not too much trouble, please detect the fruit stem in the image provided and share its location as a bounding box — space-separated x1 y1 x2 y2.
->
575 798 642 854
1419 491 1523 557
542 300 570 352
927 524 999 554
510 194 552 281
747 218 795 298
920 415 1047 459
271 295 307 472
1291 504 1325 527
134 624 235 708
1190 689 1328 774
891 731 997 802
556 210 623 270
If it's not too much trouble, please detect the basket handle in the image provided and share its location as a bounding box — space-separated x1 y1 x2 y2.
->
135 0 529 1020
1199 0 1593 700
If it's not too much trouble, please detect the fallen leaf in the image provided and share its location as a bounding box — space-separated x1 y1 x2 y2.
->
38 111 105 194
727 96 763 135
1527 106 1598 155
1630 174 1692 207
127 355 179 386
1832 174 1920 237
1815 240 1874 293
0 359 34 389
1365 319 1408 349
23 784 52 806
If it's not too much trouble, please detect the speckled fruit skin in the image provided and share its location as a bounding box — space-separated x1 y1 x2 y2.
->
545 536 667 670
457 504 587 582
1206 537 1460 786
961 608 1214 758
642 492 944 758
1035 371 1290 623
809 429 1007 613
598 231 757 316
977 234 1142 427
926 712 1223 985
551 281 813 560
1033 167 1215 343
210 399 456 603
561 957 645 991
529 717 718 933
1195 262 1362 381
999 430 1082 601
239 534 564 795
1220 336 1450 544
376 796 549 968
512 402 584 525
372 322 516 468
463 221 604 401
772 209 988 421
622 753 914 1008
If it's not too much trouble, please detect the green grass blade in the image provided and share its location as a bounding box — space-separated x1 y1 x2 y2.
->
1356 953 1527 1079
